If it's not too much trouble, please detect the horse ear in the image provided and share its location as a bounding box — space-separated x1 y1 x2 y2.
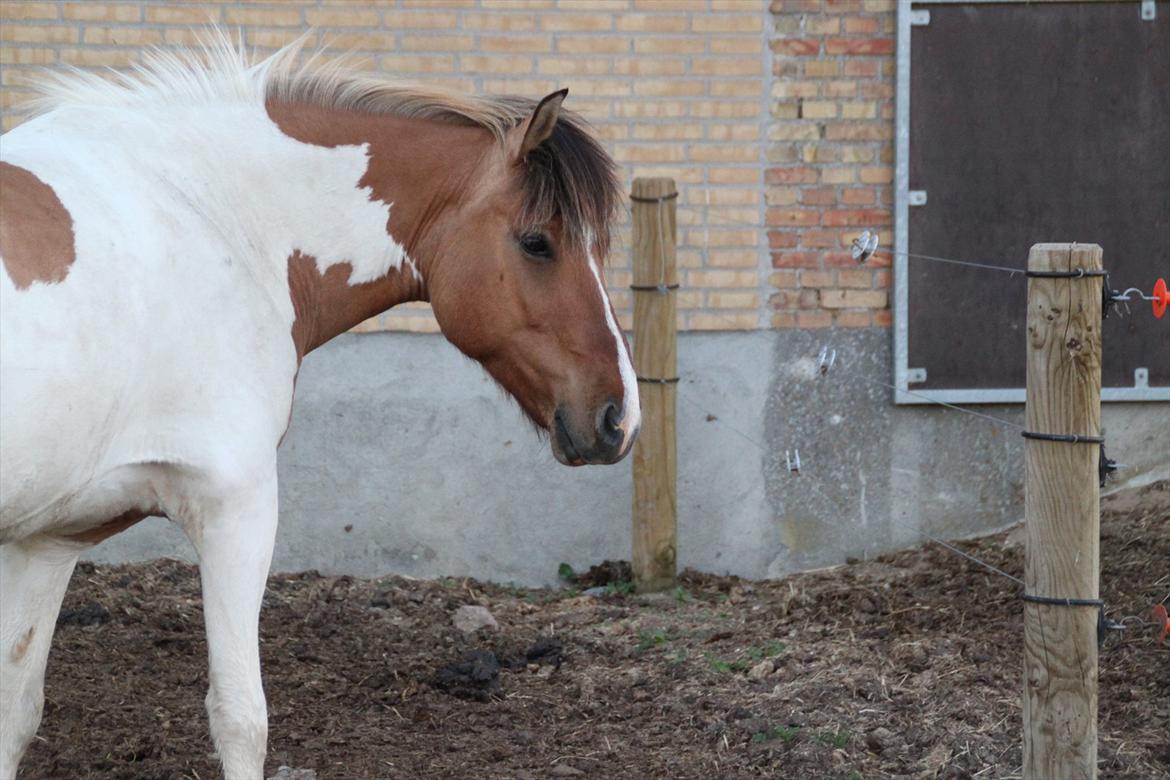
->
518 89 568 160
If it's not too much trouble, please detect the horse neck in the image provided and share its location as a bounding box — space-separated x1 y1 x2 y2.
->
264 100 493 359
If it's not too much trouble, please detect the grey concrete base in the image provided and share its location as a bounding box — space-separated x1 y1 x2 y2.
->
86 330 1169 585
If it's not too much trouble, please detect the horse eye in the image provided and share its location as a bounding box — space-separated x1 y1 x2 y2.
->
518 232 553 261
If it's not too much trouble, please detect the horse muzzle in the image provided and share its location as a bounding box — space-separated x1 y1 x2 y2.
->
551 402 638 466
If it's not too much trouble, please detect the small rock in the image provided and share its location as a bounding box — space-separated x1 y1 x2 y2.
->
582 586 608 597
747 659 773 681
550 765 584 777
1003 522 1026 548
866 726 894 753
624 666 647 687
267 768 317 780
452 605 498 633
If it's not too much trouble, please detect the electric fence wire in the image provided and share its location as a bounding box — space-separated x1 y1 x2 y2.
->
639 199 1165 630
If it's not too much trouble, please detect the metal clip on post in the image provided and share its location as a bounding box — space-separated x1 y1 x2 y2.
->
785 449 801 474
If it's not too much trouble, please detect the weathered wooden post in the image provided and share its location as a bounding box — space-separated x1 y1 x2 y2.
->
630 177 678 592
1022 242 1103 779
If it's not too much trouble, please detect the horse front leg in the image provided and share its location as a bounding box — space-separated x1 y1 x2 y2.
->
0 538 82 779
182 467 279 780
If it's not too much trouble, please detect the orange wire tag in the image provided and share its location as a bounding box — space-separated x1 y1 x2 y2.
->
1153 278 1168 319
1153 604 1169 644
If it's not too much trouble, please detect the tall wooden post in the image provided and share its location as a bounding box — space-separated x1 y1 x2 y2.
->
1023 243 1103 779
630 177 678 592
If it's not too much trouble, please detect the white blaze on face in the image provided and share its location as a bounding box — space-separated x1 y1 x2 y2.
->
588 253 641 449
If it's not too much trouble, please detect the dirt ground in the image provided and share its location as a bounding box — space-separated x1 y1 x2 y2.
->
20 481 1168 779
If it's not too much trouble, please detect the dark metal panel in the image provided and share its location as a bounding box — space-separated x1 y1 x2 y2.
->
908 2 1169 391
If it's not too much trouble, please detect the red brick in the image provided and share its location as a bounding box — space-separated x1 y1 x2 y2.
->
768 208 820 227
799 229 839 248
825 38 895 56
768 231 799 250
873 309 894 327
766 166 818 185
771 251 821 269
842 188 875 205
801 187 836 206
797 310 833 328
771 311 798 328
823 208 891 227
824 251 863 268
844 17 881 34
770 38 820 56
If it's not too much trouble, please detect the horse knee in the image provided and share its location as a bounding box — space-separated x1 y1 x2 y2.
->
205 685 268 758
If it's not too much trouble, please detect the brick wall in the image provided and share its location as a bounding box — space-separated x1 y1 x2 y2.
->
0 1 898 334
767 0 895 329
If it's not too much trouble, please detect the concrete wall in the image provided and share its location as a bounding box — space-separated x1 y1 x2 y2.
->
87 331 1169 584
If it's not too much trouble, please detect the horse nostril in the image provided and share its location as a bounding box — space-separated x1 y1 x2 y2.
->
599 402 623 444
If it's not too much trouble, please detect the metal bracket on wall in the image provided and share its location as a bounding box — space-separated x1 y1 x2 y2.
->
1134 368 1149 389
910 9 931 26
907 368 927 384
908 190 928 206
1141 1 1156 21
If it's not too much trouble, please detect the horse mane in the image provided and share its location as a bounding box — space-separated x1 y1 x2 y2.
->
24 29 619 254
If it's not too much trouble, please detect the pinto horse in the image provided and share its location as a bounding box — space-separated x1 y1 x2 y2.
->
0 38 638 779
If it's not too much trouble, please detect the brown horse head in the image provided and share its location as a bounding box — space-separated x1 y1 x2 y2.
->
267 63 638 465
424 91 639 465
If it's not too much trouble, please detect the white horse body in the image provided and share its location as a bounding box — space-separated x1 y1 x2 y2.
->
1 86 411 778
1 100 406 541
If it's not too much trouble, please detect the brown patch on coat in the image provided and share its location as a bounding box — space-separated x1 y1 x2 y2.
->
62 509 153 546
268 102 461 360
0 162 77 289
286 250 423 360
10 626 35 663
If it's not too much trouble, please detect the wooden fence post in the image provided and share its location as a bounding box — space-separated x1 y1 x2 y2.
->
1023 242 1103 779
630 177 678 592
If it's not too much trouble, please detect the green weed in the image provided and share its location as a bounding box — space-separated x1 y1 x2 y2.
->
817 728 851 749
605 580 636 596
751 725 800 744
634 628 677 654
